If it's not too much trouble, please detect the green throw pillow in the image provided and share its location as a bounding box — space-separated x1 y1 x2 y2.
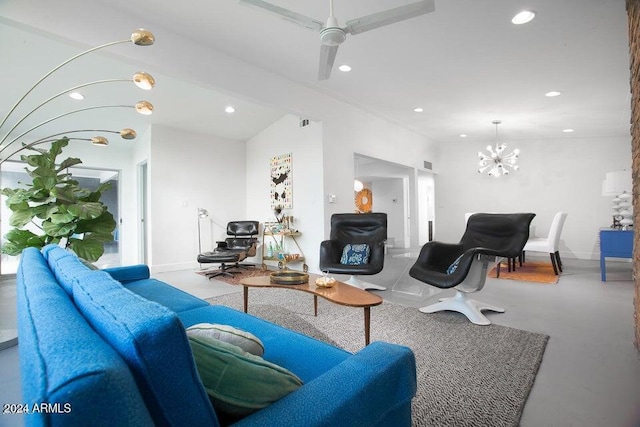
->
188 335 303 418
186 323 264 356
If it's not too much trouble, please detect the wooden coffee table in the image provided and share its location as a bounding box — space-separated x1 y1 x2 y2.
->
239 273 382 345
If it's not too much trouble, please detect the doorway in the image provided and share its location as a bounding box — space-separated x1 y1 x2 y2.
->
138 161 149 265
354 153 435 249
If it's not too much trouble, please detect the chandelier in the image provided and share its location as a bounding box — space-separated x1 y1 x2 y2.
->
477 120 520 177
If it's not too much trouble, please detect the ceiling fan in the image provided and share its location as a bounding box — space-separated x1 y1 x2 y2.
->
238 0 436 80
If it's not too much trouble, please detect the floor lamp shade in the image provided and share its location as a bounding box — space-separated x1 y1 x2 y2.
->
197 208 209 254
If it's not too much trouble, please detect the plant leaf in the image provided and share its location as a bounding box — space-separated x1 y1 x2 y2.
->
69 237 105 262
56 157 82 172
51 187 76 204
48 138 69 160
68 202 104 220
75 211 115 235
49 212 76 224
1 229 45 255
42 220 77 237
9 209 35 228
22 154 50 169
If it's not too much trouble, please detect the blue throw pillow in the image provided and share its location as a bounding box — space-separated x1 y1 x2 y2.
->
340 244 371 265
446 254 464 275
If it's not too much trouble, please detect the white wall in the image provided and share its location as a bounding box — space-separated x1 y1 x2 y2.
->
148 125 247 272
245 113 436 273
246 115 324 273
371 179 406 247
435 136 631 259
321 106 438 247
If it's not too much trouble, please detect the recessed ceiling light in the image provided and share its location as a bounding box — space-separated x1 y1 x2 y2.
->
413 107 424 113
545 91 562 97
225 106 235 114
338 65 351 72
512 10 535 25
459 134 468 138
562 128 574 133
69 92 84 100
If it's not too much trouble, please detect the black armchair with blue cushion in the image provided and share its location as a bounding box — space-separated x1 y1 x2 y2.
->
198 221 260 279
409 213 535 325
319 213 387 290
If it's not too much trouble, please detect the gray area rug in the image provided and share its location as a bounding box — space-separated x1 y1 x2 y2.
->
208 289 548 427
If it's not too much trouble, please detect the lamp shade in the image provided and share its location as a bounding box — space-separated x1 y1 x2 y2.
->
133 72 155 90
135 100 154 115
602 170 632 196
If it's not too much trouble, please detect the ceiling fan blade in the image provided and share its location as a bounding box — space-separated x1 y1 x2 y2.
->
238 0 325 32
318 44 339 80
344 0 435 35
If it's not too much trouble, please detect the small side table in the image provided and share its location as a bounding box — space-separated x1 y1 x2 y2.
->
599 229 634 281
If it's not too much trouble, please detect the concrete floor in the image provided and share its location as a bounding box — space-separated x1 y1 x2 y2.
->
1 252 640 427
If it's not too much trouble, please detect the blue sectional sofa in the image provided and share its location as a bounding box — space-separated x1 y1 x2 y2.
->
16 245 417 426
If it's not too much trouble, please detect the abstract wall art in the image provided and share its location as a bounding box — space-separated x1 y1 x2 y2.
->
270 152 292 208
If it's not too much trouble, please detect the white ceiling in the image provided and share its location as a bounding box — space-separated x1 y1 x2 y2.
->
0 0 631 146
0 19 285 145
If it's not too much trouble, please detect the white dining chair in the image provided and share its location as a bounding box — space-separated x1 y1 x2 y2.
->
522 212 568 275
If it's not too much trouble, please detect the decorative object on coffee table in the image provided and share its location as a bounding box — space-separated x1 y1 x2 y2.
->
315 272 336 288
270 271 309 285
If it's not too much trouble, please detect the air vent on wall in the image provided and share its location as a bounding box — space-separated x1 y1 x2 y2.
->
423 161 433 170
299 118 310 127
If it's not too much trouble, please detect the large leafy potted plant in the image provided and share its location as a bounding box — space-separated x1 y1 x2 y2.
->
1 138 116 262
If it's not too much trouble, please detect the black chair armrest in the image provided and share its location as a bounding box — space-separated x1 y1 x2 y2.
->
410 245 499 289
366 241 385 272
414 241 464 272
319 240 343 267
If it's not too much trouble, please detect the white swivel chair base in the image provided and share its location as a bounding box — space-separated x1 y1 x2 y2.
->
344 275 387 291
419 290 504 325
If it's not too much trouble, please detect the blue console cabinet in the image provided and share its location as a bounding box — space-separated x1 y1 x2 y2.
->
599 229 634 281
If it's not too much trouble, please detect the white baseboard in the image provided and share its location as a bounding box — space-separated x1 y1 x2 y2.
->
150 262 198 275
